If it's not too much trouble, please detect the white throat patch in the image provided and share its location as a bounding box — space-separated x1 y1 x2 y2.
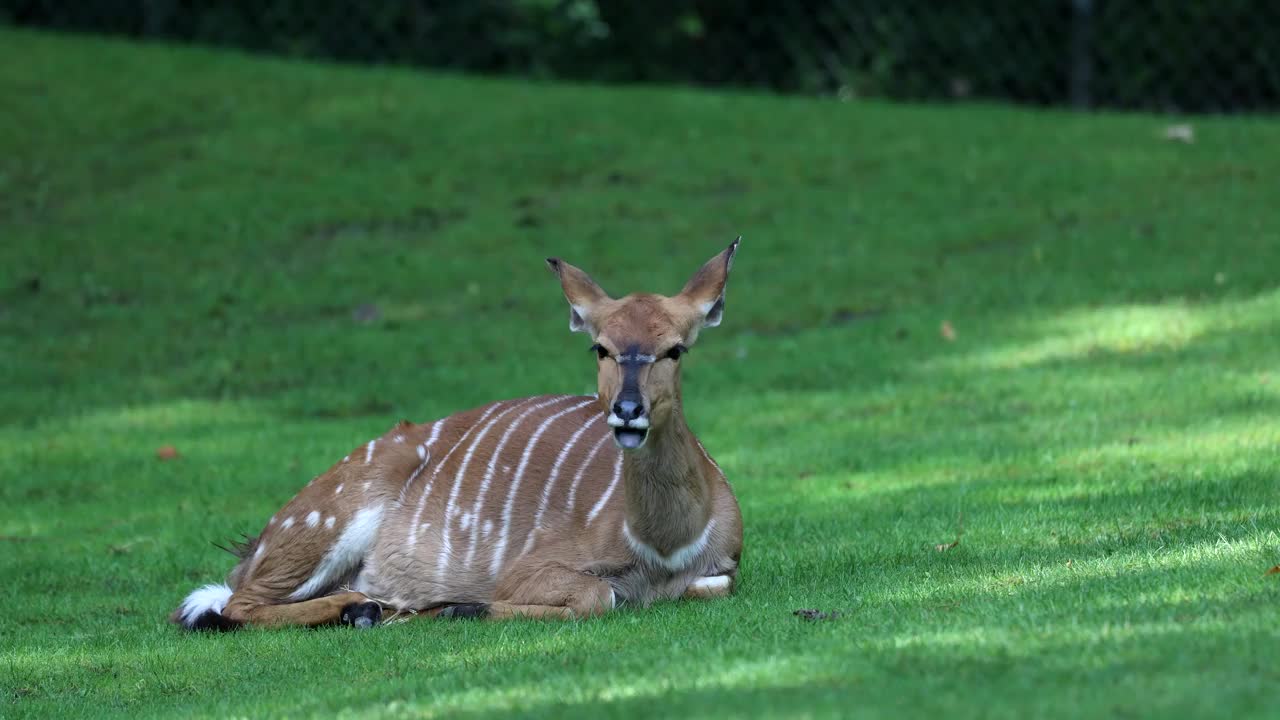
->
622 519 716 572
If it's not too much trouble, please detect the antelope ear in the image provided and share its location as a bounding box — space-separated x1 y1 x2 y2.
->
545 258 611 335
679 237 740 329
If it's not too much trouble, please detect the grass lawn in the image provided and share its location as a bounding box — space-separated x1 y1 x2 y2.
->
3 28 1279 719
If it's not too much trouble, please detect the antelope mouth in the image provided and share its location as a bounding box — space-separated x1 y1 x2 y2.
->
613 427 649 450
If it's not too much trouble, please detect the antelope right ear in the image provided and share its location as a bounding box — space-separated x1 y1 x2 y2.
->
546 258 611 335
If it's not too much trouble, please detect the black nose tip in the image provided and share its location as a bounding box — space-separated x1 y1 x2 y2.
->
613 399 643 421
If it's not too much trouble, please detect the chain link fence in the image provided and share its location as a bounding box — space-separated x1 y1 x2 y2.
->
5 1 1278 113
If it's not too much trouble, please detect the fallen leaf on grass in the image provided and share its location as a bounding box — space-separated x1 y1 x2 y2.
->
935 540 960 552
1266 565 1280 576
793 609 841 621
940 320 956 342
1162 124 1195 143
155 445 180 461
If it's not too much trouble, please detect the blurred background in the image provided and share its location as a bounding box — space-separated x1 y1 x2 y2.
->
5 0 1279 113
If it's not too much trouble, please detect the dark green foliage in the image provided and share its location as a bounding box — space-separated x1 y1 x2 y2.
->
3 0 1278 110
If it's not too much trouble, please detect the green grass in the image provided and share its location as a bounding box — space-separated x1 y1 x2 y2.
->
3 27 1279 720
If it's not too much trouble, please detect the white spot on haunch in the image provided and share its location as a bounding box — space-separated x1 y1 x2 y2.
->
343 455 350 463
280 516 295 530
325 516 336 529
254 543 265 560
394 434 405 444
335 484 344 495
290 504 385 601
306 511 320 528
417 444 426 460
269 515 276 525
362 482 371 491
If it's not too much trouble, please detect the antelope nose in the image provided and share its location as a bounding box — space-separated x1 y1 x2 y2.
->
613 399 643 422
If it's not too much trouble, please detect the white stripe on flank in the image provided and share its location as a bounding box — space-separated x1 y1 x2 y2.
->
623 518 716 572
290 504 385 600
520 414 604 557
479 398 591 572
436 398 540 577
365 440 377 464
565 432 611 514
586 450 623 525
398 443 432 505
460 396 571 568
407 403 504 548
426 420 444 448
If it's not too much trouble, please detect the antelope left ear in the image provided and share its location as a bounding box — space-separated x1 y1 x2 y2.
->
546 257 611 335
679 237 740 329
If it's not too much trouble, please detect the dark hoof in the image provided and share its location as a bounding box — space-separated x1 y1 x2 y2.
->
438 603 489 620
340 601 382 629
188 609 241 632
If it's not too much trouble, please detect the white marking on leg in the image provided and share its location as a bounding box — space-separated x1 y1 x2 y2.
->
335 484 344 495
280 516 295 530
325 516 336 529
175 584 233 628
305 510 320 528
566 432 611 514
365 440 377 464
520 414 604 557
690 575 731 592
623 519 717 572
290 504 385 600
586 450 623 525
407 402 506 549
474 397 588 570
435 398 541 572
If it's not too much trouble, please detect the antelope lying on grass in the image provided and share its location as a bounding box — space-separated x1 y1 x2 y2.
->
172 240 744 629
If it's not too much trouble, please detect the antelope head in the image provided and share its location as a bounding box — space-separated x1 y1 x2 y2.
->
546 238 739 450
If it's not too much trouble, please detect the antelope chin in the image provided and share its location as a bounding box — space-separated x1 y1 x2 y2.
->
613 427 648 450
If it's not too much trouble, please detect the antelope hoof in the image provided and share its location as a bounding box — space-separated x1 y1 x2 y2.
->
340 601 382 629
438 603 489 620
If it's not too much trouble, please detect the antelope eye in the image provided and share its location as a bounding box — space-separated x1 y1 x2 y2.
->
590 344 610 360
665 344 688 361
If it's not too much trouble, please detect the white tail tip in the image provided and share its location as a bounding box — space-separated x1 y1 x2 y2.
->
175 583 233 628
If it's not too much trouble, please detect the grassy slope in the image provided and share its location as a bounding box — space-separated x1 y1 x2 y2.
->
2 28 1279 719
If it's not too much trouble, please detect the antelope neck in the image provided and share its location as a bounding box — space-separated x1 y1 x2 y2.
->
619 408 714 556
